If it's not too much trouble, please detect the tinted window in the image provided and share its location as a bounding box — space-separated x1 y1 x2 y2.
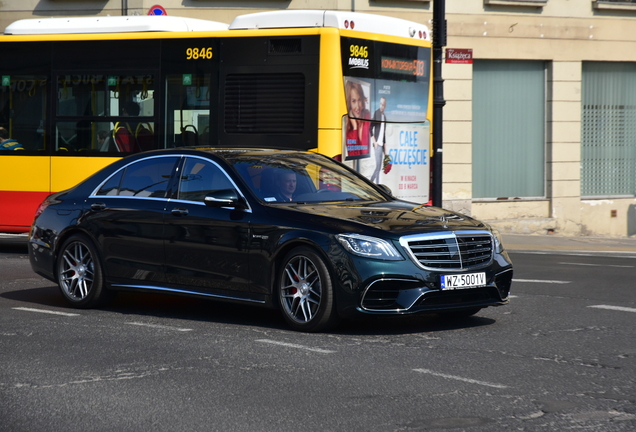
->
96 170 123 196
97 157 177 197
177 158 233 202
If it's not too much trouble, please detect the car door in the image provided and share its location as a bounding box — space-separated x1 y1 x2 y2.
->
86 155 180 284
163 156 252 295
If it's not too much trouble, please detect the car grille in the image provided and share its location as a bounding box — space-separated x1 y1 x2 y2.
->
400 232 493 271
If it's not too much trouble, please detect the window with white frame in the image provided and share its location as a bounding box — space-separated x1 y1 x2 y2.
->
581 62 636 197
593 1 636 11
484 0 547 7
472 60 546 199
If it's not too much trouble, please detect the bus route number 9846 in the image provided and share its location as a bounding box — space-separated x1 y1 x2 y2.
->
186 47 213 60
350 44 368 58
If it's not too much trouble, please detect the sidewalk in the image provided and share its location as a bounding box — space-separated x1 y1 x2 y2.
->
502 233 636 255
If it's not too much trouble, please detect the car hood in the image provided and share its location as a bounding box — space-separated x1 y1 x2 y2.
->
286 200 488 235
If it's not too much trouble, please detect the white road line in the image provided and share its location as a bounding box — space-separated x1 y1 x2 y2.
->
12 307 80 317
256 339 335 354
126 322 193 332
588 305 636 313
559 262 633 268
413 368 508 389
513 279 571 284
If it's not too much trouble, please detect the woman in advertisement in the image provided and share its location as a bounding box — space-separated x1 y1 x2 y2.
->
344 79 371 160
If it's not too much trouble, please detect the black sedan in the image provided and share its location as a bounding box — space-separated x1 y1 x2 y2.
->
29 148 513 332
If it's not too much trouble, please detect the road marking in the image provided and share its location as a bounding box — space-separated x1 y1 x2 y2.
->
12 307 80 317
256 339 335 354
413 368 508 389
559 262 633 268
511 250 636 258
513 279 571 284
126 322 193 332
588 305 636 313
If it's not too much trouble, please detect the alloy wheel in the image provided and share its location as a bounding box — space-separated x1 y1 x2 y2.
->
59 240 95 301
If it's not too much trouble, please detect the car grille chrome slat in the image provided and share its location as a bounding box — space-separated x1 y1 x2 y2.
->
400 232 494 271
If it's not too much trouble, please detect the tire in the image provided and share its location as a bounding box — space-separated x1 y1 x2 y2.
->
278 246 339 332
56 234 111 308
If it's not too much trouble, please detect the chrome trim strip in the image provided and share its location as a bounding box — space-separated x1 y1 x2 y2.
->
88 153 253 213
90 154 181 197
110 284 266 304
494 268 514 300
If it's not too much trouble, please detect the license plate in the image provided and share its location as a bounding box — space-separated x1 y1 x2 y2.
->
441 272 486 290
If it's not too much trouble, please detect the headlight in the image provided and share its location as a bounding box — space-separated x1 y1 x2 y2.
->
490 227 505 253
336 234 403 260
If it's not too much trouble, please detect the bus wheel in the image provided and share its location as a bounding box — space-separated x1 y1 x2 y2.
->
56 234 110 308
278 247 339 332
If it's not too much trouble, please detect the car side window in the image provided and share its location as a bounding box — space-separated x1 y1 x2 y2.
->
177 158 233 202
96 170 123 196
96 157 178 197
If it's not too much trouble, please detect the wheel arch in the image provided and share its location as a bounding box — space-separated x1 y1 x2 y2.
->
269 232 336 304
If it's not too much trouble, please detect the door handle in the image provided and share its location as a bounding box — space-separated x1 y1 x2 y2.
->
90 203 106 211
171 208 189 216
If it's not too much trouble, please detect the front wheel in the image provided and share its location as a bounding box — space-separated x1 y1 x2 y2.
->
278 246 339 332
56 234 111 308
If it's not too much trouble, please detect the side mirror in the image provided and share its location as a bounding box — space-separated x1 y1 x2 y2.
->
204 189 247 210
376 184 393 197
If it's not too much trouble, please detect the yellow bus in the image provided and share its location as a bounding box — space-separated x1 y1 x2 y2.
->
0 11 432 233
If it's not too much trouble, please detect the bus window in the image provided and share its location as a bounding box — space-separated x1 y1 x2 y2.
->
108 75 155 119
166 74 211 147
0 75 48 152
55 74 156 153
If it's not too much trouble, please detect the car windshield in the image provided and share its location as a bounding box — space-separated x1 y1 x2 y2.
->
225 151 388 203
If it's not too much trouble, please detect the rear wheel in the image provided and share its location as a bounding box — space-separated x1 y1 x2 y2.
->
56 234 111 308
278 246 339 332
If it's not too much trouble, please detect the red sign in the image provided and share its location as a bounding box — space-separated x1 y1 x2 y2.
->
148 5 167 16
446 48 473 64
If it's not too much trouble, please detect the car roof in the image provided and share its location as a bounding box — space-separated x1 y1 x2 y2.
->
137 146 311 159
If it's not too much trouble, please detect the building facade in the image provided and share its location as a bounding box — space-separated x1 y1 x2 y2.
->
2 0 636 237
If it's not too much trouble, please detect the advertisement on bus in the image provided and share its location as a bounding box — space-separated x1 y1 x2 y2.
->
341 38 431 203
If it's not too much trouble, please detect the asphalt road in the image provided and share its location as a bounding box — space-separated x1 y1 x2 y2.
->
1 235 635 431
